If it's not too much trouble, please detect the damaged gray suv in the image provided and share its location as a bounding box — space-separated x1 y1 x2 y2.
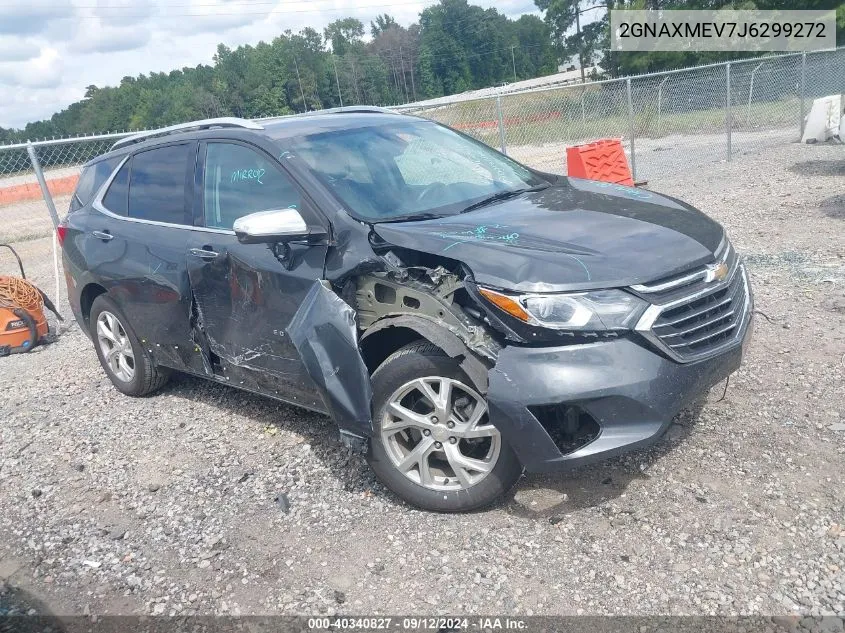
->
60 109 753 512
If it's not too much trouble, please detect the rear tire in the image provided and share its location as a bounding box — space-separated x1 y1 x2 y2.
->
89 294 171 397
367 342 522 512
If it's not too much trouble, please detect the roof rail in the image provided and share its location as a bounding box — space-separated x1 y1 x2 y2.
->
311 106 397 115
111 117 264 150
257 106 397 123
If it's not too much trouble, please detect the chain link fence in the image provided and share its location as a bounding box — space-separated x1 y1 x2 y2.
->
0 133 134 308
0 47 842 250
0 134 132 245
397 47 845 182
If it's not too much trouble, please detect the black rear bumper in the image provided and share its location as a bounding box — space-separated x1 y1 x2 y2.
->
487 319 752 473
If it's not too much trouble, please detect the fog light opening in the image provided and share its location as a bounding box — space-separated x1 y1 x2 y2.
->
528 404 601 456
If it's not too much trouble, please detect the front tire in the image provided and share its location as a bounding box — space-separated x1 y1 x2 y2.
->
367 342 522 512
89 294 171 397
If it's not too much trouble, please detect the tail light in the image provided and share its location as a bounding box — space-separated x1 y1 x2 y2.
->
56 225 67 246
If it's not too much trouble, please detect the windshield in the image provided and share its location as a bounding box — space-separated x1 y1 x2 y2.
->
284 119 547 222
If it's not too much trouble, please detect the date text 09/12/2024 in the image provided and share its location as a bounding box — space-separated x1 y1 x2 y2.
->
307 616 529 630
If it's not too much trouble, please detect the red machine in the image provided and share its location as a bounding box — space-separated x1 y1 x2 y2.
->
0 244 61 356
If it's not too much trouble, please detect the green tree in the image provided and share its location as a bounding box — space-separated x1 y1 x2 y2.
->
0 0 621 138
370 13 398 37
323 18 365 56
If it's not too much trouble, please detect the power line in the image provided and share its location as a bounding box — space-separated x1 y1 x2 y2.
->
0 0 287 5
2 0 425 6
17 0 434 17
2 0 285 5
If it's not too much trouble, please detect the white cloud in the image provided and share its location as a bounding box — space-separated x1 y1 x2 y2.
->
84 0 156 27
0 0 542 129
0 37 41 62
74 22 152 54
0 0 76 35
0 47 64 89
161 0 270 34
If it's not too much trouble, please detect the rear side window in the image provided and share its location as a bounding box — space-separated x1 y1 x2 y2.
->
72 157 121 212
128 144 192 225
102 160 129 216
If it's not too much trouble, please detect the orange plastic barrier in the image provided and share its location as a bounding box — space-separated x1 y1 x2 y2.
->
566 138 634 187
0 174 79 206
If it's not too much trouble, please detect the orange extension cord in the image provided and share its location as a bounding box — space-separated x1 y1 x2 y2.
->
0 276 44 314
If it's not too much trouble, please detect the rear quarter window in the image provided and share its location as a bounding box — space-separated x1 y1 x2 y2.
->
71 156 121 213
127 144 192 225
102 160 130 216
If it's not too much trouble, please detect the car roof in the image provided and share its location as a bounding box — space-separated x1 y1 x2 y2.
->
83 109 424 168
261 111 424 140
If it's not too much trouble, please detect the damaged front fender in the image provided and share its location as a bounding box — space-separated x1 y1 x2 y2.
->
287 280 373 445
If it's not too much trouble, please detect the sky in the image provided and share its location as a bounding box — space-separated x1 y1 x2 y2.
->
0 0 542 129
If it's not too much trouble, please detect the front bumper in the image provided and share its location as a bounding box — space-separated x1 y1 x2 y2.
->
487 317 752 473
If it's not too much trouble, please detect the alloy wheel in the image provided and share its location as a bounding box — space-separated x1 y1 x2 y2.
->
380 376 500 491
96 310 135 383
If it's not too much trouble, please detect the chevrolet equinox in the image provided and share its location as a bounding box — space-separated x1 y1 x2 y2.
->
60 109 753 512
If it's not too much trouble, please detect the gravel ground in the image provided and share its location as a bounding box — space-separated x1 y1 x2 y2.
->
506 127 797 182
0 141 843 621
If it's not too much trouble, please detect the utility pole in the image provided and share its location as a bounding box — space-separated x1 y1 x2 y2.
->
511 45 517 83
409 48 417 102
389 53 400 95
332 55 343 107
349 59 361 103
575 8 585 84
399 46 410 103
294 57 307 111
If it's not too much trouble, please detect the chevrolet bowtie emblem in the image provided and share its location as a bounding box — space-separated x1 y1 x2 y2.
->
705 261 729 283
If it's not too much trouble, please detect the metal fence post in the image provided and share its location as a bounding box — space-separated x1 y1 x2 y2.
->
657 76 669 136
25 141 62 310
580 91 586 124
725 62 732 161
496 95 507 155
799 52 807 138
26 142 60 228
747 62 764 127
626 78 636 181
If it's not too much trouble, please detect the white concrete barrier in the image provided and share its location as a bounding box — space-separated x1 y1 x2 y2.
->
801 95 842 143
840 107 845 140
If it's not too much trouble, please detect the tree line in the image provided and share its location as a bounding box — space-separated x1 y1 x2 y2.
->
0 0 557 142
2 0 841 143
541 0 844 78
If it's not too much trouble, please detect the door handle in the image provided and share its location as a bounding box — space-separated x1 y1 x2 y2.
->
92 230 113 241
189 247 219 259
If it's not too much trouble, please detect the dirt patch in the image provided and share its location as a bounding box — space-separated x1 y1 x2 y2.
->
788 158 845 178
820 193 845 220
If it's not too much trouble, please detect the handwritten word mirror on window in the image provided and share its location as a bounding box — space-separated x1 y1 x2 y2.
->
204 143 300 230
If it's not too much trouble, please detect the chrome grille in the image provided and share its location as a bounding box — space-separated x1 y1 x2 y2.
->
631 238 737 303
633 245 752 363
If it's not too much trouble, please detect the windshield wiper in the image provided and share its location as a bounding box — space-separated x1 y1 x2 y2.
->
373 212 447 224
459 185 550 214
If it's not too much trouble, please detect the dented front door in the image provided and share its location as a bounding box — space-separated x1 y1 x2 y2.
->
185 139 330 411
185 233 330 410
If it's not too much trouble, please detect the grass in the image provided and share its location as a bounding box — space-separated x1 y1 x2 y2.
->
0 229 53 244
417 93 803 148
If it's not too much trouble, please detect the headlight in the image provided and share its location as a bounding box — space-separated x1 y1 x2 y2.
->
479 287 647 331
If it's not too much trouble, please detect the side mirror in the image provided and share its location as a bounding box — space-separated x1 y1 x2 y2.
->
233 208 319 244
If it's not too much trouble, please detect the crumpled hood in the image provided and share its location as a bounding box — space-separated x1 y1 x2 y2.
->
373 178 725 293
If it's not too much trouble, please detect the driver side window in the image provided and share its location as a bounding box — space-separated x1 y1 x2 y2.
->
203 142 300 230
